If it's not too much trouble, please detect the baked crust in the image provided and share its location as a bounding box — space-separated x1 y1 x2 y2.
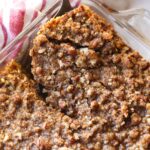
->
0 61 90 149
30 5 150 149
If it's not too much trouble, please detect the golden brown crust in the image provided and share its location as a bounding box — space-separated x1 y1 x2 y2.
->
30 5 150 149
39 5 113 49
0 61 90 149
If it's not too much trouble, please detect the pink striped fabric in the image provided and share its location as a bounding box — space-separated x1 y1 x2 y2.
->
0 0 80 50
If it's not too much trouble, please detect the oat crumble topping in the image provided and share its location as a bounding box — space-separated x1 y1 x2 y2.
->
0 5 149 150
30 5 150 149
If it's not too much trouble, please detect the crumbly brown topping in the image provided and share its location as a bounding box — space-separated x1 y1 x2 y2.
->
0 61 97 149
30 5 150 149
39 5 113 49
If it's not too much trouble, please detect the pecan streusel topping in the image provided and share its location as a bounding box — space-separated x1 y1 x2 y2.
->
30 5 150 149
